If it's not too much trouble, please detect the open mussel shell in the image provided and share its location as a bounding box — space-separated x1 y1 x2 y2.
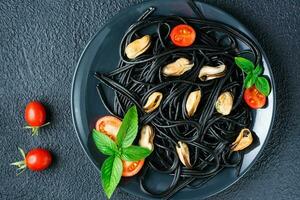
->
231 128 253 151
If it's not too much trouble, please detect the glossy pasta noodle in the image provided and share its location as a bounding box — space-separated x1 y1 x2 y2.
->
94 3 259 199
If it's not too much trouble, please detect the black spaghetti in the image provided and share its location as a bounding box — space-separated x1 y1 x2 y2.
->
94 5 259 199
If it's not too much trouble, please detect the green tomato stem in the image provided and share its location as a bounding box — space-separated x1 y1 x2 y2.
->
10 147 27 175
24 122 51 136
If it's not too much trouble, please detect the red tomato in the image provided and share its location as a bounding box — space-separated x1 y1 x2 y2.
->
95 116 122 141
25 148 52 171
25 101 47 127
244 86 266 109
95 115 144 177
122 160 144 177
170 24 196 47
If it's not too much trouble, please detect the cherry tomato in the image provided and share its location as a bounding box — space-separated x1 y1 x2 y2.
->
122 160 144 177
170 24 196 47
244 86 266 109
95 115 144 177
25 101 47 127
95 116 122 141
25 148 52 171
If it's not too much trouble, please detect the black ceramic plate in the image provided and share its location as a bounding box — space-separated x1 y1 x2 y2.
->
71 0 276 199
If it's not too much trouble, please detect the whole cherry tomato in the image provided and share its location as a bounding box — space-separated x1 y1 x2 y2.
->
25 101 47 126
11 148 52 174
24 101 49 135
25 148 52 171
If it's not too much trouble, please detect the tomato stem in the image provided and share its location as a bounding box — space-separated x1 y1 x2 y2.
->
10 147 27 175
24 122 51 136
16 168 27 176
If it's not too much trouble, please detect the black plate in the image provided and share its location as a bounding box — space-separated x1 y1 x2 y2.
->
71 0 276 199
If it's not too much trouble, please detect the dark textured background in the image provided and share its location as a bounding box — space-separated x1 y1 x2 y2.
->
0 0 299 199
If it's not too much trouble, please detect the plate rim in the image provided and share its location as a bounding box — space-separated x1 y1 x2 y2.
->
71 1 277 199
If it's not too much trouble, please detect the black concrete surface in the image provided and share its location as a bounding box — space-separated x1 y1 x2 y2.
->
0 0 299 199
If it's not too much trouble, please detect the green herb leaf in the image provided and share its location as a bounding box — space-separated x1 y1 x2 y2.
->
116 105 138 148
253 65 263 76
101 155 123 199
93 129 118 156
234 57 255 74
255 77 271 96
121 145 152 162
244 73 257 88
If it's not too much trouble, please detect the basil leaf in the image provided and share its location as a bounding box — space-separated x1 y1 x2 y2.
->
244 73 256 88
255 77 271 96
121 145 152 162
101 155 123 199
116 105 138 148
253 65 263 76
234 57 255 74
93 129 118 156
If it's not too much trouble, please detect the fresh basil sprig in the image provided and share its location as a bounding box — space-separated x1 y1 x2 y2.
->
234 57 271 96
92 105 152 199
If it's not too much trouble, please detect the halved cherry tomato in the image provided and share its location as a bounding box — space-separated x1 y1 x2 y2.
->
25 101 47 127
170 24 196 47
95 115 145 176
122 160 144 177
244 86 266 109
95 116 121 141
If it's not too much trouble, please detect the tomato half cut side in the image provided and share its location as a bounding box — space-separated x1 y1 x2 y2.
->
122 160 145 177
95 116 121 141
170 24 196 47
243 86 266 109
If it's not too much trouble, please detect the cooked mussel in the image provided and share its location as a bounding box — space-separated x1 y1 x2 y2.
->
186 90 202 117
215 91 234 115
162 58 194 76
139 125 155 151
143 92 163 113
176 141 192 168
198 64 226 81
125 35 151 59
231 128 253 151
